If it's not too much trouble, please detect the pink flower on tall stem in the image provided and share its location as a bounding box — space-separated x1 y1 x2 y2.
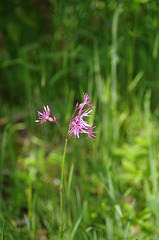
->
35 93 97 240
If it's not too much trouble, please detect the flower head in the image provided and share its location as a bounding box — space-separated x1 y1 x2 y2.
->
68 93 97 140
35 105 57 124
68 121 82 139
78 92 95 115
85 126 97 141
35 93 97 141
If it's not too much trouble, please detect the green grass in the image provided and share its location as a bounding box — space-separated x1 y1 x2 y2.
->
1 0 159 239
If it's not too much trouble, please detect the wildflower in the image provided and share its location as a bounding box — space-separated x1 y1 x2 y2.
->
68 93 97 139
35 93 97 141
35 105 57 124
79 92 95 115
68 121 82 139
85 126 97 141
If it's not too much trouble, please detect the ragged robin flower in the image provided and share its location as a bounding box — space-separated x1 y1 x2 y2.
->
35 105 57 125
35 93 97 141
68 93 97 141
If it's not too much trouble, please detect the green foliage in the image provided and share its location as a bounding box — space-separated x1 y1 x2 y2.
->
0 0 159 239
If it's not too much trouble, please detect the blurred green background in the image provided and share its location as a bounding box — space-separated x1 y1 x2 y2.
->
1 0 159 239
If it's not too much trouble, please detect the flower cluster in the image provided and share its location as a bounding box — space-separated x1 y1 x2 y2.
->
35 93 97 141
68 93 97 140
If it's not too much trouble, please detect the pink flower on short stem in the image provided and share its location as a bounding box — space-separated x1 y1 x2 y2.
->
35 105 57 125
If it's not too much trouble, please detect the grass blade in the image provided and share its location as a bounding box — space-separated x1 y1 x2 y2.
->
124 199 136 240
70 215 82 240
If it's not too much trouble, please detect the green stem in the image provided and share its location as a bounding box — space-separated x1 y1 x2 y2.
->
60 138 68 239
56 122 67 139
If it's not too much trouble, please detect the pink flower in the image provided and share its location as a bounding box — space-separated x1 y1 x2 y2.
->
68 93 97 140
35 93 97 141
68 121 82 139
35 105 57 125
79 92 95 115
86 126 97 141
69 117 91 139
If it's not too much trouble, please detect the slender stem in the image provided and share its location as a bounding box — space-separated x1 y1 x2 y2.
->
56 122 67 139
60 138 68 239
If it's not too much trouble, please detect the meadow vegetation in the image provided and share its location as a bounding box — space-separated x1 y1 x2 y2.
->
0 0 159 239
